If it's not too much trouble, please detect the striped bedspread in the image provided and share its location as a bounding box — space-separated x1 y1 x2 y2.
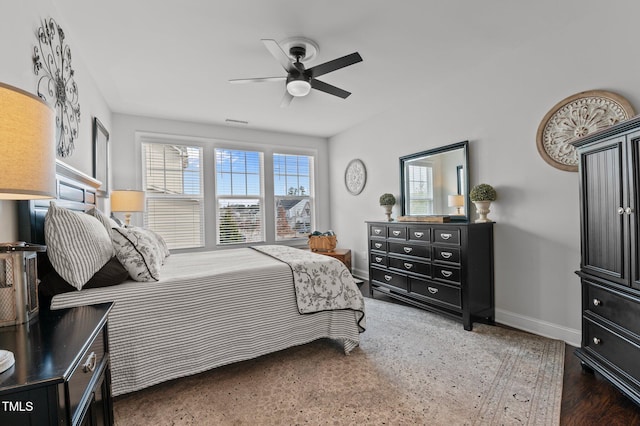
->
50 248 363 396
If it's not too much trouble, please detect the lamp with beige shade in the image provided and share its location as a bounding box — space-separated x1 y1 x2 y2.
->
0 82 56 370
111 190 145 226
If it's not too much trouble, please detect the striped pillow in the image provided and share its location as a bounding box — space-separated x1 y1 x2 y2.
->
44 202 114 290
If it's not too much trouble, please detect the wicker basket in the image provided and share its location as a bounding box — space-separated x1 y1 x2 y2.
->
308 235 337 252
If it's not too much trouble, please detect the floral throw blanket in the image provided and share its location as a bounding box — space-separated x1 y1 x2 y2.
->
252 245 365 332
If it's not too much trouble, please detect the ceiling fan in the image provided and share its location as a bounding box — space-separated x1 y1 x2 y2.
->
229 38 363 107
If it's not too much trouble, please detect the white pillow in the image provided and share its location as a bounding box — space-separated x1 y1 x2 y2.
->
45 202 114 290
111 227 162 281
87 208 114 233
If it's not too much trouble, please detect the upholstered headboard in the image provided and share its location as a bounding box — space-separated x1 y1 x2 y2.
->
18 160 101 275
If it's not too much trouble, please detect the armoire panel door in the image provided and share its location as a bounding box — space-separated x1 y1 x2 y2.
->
628 134 640 290
580 137 626 285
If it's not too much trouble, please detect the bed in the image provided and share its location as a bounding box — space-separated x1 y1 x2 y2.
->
18 161 365 396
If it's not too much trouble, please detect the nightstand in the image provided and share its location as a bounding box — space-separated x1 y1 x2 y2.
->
0 303 114 425
315 248 352 271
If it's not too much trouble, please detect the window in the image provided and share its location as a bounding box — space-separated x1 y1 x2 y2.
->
142 141 204 249
407 163 434 215
273 154 314 240
215 148 264 245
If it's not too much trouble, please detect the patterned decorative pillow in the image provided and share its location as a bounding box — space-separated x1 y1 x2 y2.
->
140 228 170 262
111 227 162 281
44 202 114 290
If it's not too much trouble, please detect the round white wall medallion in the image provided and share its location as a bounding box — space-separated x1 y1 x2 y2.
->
345 159 367 195
536 90 635 172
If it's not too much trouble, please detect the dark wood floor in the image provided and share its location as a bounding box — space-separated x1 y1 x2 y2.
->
561 344 640 425
357 280 640 424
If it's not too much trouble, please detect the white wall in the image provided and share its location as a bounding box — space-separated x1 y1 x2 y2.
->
110 113 329 250
328 5 640 346
0 1 112 241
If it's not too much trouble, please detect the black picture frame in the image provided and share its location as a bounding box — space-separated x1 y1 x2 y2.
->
92 117 110 197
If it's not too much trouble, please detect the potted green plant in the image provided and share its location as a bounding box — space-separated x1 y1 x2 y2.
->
379 193 396 222
469 183 496 223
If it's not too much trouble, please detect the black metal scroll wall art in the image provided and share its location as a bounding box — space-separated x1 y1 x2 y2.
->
32 18 81 158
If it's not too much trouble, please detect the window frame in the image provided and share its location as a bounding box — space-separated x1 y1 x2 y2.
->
273 153 315 241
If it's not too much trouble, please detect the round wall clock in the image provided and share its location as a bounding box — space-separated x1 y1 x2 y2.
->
345 159 367 195
536 90 635 172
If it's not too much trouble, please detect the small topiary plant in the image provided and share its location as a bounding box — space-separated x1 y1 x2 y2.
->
469 184 497 202
379 193 396 206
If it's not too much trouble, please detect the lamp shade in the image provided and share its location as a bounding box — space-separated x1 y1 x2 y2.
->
448 194 464 208
111 190 146 212
0 83 56 199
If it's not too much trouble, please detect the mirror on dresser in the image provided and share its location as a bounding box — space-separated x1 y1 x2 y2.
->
399 141 470 221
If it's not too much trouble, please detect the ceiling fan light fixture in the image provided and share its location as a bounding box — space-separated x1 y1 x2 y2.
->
286 80 311 97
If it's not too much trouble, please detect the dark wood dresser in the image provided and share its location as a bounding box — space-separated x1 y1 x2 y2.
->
573 115 640 407
0 303 114 425
367 221 494 330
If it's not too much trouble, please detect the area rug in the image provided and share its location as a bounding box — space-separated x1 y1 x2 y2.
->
113 298 564 425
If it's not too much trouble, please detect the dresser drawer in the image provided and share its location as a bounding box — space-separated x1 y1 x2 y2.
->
433 265 461 284
369 224 386 238
584 319 640 383
387 241 429 258
434 228 461 245
410 278 461 309
433 246 460 264
388 256 431 277
408 227 430 242
370 240 386 251
371 268 408 291
67 326 107 422
370 253 387 267
585 282 640 337
387 226 407 239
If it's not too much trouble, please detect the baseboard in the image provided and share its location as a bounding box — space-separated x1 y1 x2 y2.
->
496 308 581 346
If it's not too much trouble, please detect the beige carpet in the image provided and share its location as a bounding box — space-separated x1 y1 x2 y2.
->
113 298 564 425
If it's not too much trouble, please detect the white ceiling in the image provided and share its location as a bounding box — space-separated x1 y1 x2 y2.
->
52 0 579 138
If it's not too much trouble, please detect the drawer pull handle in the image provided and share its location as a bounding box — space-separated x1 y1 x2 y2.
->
428 287 438 294
384 275 392 282
374 229 381 234
440 233 452 240
626 207 634 215
617 207 625 215
374 243 383 249
414 232 424 238
375 257 383 262
83 352 97 373
404 262 413 269
392 230 401 236
440 252 452 259
441 270 453 278
593 337 602 345
593 298 602 307
403 247 413 253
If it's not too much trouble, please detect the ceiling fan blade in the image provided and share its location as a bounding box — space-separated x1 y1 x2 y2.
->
280 91 294 108
306 52 362 78
311 79 351 99
261 39 295 72
229 77 286 84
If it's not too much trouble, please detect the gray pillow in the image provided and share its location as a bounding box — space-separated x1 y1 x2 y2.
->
45 202 114 290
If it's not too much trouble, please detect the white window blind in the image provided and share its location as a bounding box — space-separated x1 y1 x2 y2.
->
408 163 434 215
142 141 204 249
215 148 264 245
273 154 314 240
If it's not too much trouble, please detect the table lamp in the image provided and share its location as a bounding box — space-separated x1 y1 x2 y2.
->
111 190 145 226
0 82 56 372
448 194 465 215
